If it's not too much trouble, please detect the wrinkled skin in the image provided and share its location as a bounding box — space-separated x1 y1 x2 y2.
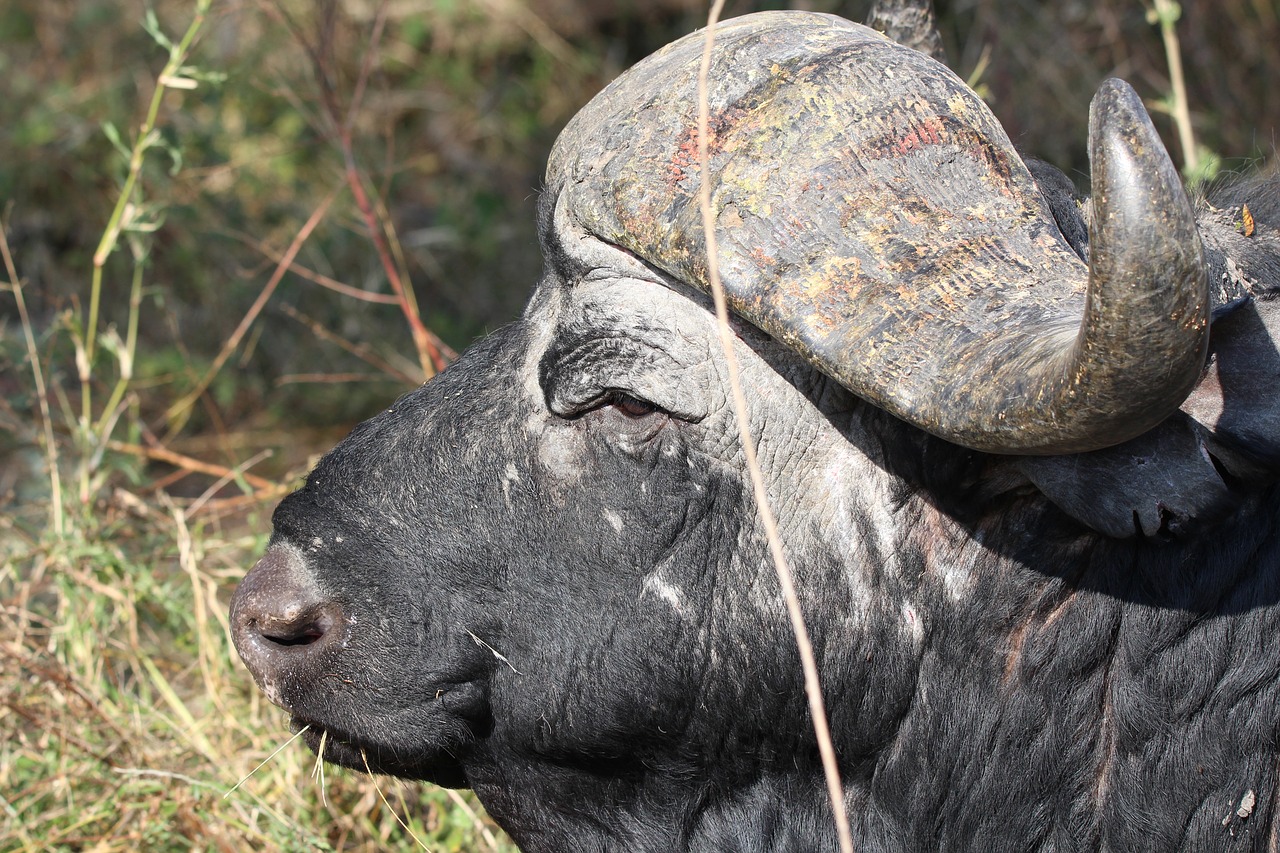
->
232 16 1280 853
237 177 1280 853
257 212 897 848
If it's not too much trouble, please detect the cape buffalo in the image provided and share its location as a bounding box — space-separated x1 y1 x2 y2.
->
231 11 1280 851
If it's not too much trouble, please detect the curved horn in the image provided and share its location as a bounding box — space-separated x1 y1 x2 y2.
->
1047 78 1209 452
547 12 1208 454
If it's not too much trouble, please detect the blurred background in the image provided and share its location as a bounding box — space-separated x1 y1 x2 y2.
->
1 1 1277 850
5 0 1278 438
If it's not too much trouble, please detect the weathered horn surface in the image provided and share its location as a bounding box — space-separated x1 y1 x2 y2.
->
546 11 1210 454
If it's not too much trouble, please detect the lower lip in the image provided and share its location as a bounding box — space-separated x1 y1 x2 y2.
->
292 717 366 766
291 717 328 747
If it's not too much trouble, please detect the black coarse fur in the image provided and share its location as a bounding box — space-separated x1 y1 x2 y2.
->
258 296 1280 850
247 178 1280 852
237 97 1280 853
857 407 1280 852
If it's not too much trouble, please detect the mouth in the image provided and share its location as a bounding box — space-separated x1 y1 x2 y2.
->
292 715 348 758
290 715 379 771
288 714 468 787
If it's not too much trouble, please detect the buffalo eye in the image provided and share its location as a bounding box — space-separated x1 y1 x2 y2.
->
603 391 661 419
584 390 671 445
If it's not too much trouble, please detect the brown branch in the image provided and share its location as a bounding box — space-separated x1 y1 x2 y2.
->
266 0 453 381
0 646 133 748
341 148 445 379
3 698 120 769
276 372 403 385
278 302 420 385
343 0 389 137
0 226 64 537
333 0 446 379
473 0 578 67
185 490 290 520
106 440 277 492
225 229 401 304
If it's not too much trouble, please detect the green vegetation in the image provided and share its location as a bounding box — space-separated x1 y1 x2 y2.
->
1 0 1276 850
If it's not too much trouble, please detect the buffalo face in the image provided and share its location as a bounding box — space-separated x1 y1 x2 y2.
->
230 212 907 815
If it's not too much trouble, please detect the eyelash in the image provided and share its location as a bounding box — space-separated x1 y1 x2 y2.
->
598 391 662 419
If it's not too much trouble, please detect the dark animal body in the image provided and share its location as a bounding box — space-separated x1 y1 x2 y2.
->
230 12 1280 852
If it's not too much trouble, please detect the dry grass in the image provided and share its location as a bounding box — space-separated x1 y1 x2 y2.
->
0 1 518 848
0 491 514 852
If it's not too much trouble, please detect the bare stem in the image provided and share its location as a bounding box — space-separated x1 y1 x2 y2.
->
278 302 422 385
287 0 448 382
340 144 445 381
94 259 144 436
696 5 855 851
224 229 401 304
72 0 214 506
1 228 64 538
85 0 212 422
1151 0 1198 175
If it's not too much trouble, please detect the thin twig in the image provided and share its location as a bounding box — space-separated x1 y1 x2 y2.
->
2 698 118 768
113 767 220 789
276 372 406 385
311 729 329 808
84 0 213 429
165 186 341 435
0 228 64 538
359 750 434 851
340 151 444 379
224 725 312 799
343 0 389 138
186 449 275 516
473 0 578 67
278 302 421 384
268 0 452 380
180 491 289 520
333 0 446 380
224 228 401 304
169 502 221 715
1150 0 1198 175
106 440 277 493
695 6 854 852
0 647 133 745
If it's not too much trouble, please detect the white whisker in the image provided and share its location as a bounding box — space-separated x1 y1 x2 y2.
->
311 728 329 808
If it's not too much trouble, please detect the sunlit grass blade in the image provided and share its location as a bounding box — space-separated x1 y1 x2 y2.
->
224 724 311 800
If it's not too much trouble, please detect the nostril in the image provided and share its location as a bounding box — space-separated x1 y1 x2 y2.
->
254 605 337 649
265 626 324 647
230 543 348 699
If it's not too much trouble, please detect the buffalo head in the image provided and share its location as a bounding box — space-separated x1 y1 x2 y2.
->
231 11 1280 852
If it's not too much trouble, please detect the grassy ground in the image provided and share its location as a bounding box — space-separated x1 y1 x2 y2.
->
1 494 496 852
0 488 514 851
2 1 1276 850
0 1 543 848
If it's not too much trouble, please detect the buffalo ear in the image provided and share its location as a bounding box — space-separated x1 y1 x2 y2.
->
1181 296 1280 478
1024 158 1089 261
1016 296 1280 539
1015 413 1234 540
